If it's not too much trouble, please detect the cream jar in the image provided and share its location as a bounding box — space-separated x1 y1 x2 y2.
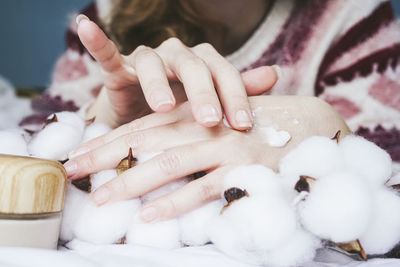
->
0 154 67 249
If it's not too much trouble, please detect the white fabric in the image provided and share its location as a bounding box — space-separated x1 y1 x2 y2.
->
0 76 32 130
0 244 399 267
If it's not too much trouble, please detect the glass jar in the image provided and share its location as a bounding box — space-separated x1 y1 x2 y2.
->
0 154 67 249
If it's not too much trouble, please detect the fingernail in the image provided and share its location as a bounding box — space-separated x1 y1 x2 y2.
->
63 160 77 177
76 14 89 25
92 187 110 205
236 110 252 128
199 104 219 124
152 91 174 111
271 65 282 80
69 146 90 159
140 206 158 223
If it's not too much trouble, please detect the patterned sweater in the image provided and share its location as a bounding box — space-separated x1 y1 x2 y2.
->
22 0 400 177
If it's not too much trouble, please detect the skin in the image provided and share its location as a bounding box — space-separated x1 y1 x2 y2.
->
64 0 351 222
77 0 276 129
65 96 350 222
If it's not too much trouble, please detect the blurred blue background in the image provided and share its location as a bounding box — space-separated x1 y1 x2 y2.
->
0 0 399 88
0 0 91 88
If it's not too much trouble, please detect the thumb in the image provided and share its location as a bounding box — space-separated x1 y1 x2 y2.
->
241 66 280 96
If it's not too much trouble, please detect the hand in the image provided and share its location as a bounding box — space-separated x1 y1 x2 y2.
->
76 15 279 128
64 96 350 222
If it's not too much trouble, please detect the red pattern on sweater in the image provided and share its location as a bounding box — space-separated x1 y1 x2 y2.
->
244 0 330 70
369 75 400 112
323 44 400 85
323 95 361 120
315 1 395 96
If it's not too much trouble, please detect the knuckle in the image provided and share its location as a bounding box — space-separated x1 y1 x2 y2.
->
216 63 240 77
135 48 156 61
100 44 118 63
198 182 215 202
84 151 98 171
164 197 178 218
183 56 204 68
123 131 145 148
134 45 150 53
111 176 129 196
177 56 207 75
193 42 215 52
163 37 184 48
157 152 181 175
126 118 145 132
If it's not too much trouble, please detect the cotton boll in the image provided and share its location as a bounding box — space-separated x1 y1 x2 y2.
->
28 122 82 160
359 188 400 255
81 122 111 143
52 111 85 134
73 198 141 244
141 179 189 204
126 217 182 249
223 165 284 197
264 229 320 267
0 130 28 156
209 196 297 265
60 183 88 242
299 172 373 242
340 135 392 186
91 169 117 191
179 200 224 246
279 136 344 187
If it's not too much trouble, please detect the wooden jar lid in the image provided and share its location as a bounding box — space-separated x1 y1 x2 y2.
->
0 154 67 214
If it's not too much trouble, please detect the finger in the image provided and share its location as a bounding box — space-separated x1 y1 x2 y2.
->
68 103 192 159
140 167 229 222
192 43 253 130
156 38 222 127
65 121 214 179
91 140 222 205
76 15 125 73
127 46 175 113
241 66 279 96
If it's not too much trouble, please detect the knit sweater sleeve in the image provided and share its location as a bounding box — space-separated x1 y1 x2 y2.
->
233 0 400 168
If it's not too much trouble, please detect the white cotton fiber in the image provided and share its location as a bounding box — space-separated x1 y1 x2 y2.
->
52 111 85 135
264 229 320 267
91 169 117 191
28 122 82 160
209 196 297 265
73 198 141 245
81 122 111 143
299 172 373 242
339 135 392 186
279 136 344 187
126 217 182 249
359 188 400 255
0 130 28 156
223 165 284 197
141 179 189 204
60 182 88 242
179 200 224 246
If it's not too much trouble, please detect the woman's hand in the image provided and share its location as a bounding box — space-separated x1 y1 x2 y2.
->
64 96 350 222
76 15 278 129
